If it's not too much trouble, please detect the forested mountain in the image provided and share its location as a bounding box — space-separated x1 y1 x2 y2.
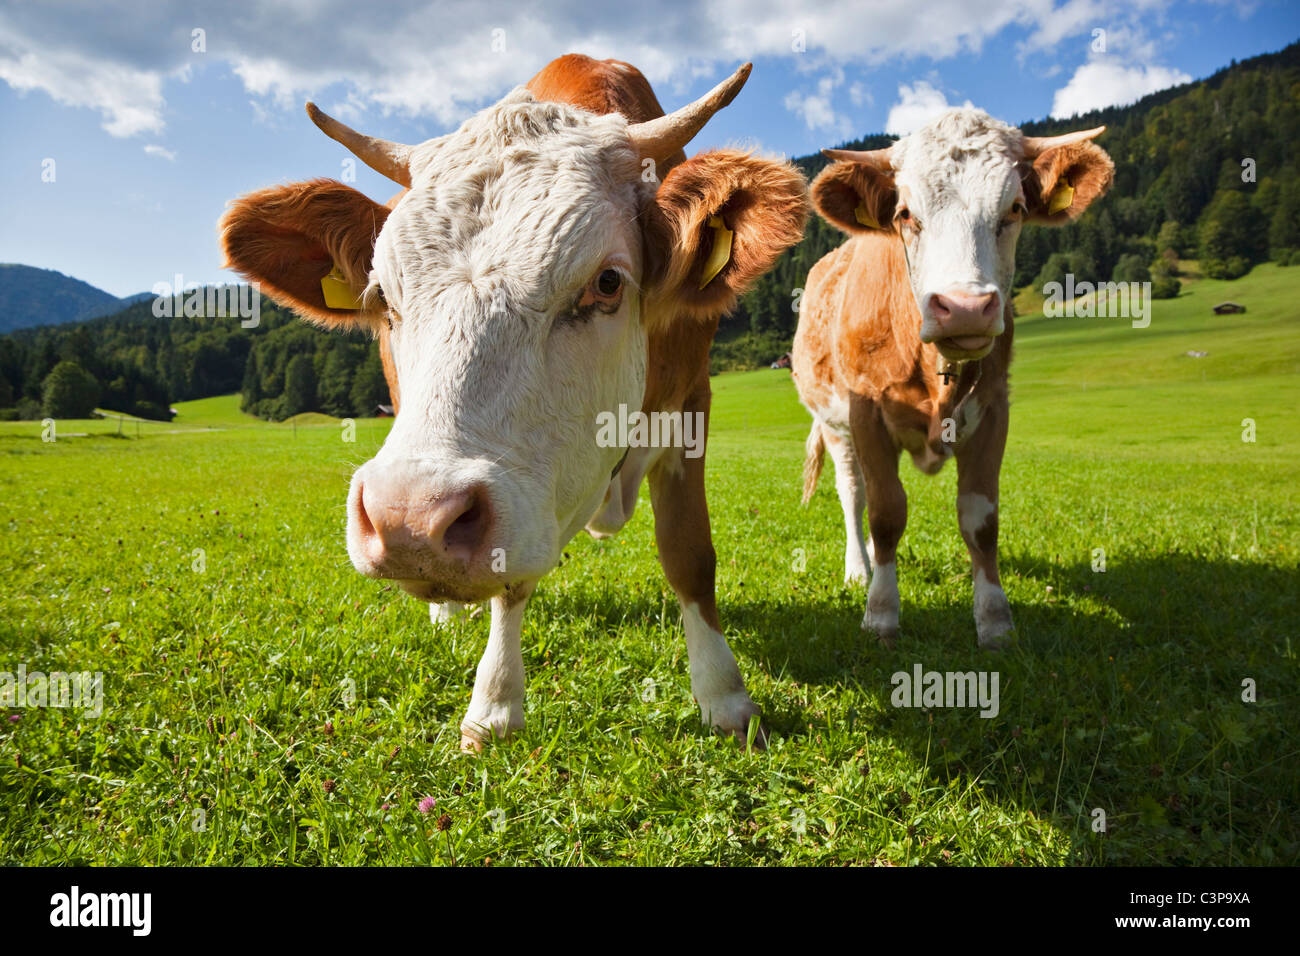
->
0 264 149 334
3 40 1296 416
0 296 388 422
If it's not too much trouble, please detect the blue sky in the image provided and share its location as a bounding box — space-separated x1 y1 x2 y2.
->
0 0 1295 298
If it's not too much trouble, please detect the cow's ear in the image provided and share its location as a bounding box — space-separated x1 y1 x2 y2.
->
644 150 808 325
1024 141 1114 226
219 178 390 330
810 158 896 235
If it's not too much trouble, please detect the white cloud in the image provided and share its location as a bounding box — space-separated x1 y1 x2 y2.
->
0 17 166 136
1051 59 1191 118
0 0 1188 139
143 144 176 161
1020 0 1108 55
784 75 853 136
1016 3 1192 119
1019 0 1173 56
885 80 974 136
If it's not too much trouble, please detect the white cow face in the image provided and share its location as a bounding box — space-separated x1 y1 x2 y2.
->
219 70 809 604
813 109 1114 361
888 112 1026 358
355 94 652 600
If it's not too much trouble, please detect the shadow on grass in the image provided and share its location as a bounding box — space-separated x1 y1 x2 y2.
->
536 551 1299 863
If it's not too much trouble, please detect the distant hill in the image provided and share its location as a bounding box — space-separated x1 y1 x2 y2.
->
0 289 388 422
0 264 149 334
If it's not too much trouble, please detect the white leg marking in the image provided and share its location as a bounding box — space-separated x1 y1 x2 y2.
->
973 567 1014 649
958 492 997 541
863 560 900 642
460 593 528 749
825 427 869 585
681 602 759 738
429 601 466 626
958 493 1013 647
955 392 983 445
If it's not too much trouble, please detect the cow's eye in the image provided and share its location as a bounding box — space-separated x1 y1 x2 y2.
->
575 268 625 316
998 203 1027 237
596 269 622 297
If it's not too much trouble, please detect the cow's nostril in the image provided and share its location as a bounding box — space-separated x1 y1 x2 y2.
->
349 478 392 569
446 500 482 544
442 487 491 561
348 475 496 581
355 482 377 540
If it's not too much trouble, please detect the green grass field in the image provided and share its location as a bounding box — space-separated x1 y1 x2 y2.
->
2 265 1297 865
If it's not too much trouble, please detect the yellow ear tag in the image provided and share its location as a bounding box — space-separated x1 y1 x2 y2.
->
321 264 362 310
698 215 733 290
1047 181 1075 215
854 202 880 229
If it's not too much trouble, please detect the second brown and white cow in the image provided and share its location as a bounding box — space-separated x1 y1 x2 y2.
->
793 109 1113 648
220 55 807 748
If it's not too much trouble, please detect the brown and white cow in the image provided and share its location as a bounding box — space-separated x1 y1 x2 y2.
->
220 55 807 748
792 109 1112 648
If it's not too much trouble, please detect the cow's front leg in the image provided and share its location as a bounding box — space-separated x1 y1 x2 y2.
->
849 394 907 646
821 423 871 585
955 392 1014 649
648 389 761 746
460 585 532 751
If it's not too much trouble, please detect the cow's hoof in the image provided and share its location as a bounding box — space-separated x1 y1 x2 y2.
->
429 601 466 625
698 691 765 749
974 577 1014 649
977 624 1015 651
844 567 869 587
872 629 898 649
458 708 524 752
459 725 520 752
976 597 1015 650
733 720 769 751
976 611 1015 649
861 608 899 648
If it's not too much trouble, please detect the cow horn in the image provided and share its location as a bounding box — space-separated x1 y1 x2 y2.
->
1021 126 1106 157
626 62 752 163
821 146 893 169
306 102 413 188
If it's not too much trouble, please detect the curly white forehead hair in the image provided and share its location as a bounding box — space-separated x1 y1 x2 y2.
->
371 89 650 317
889 108 1026 214
892 108 1023 166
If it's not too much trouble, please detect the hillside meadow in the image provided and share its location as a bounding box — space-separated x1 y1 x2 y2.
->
1 265 1296 865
